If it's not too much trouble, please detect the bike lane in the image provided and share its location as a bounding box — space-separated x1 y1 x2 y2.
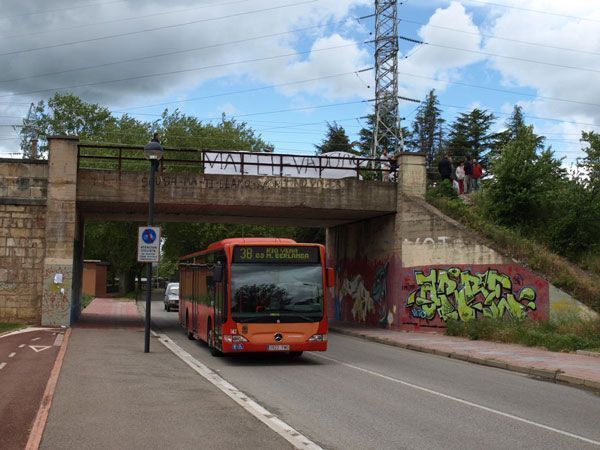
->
0 328 64 450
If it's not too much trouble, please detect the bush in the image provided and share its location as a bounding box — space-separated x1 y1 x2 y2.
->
446 315 600 352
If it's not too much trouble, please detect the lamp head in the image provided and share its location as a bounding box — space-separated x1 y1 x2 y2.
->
144 141 164 160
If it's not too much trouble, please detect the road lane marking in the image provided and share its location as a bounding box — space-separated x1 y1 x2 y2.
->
31 337 40 341
0 362 6 370
29 345 51 353
154 331 323 450
313 353 600 447
8 352 15 358
19 344 25 348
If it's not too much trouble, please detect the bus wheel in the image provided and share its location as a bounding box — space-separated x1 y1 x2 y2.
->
186 312 194 340
289 351 303 357
207 320 222 357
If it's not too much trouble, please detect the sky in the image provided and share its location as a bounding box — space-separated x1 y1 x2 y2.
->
0 0 599 165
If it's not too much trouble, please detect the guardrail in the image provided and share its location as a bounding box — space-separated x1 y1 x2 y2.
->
77 143 394 180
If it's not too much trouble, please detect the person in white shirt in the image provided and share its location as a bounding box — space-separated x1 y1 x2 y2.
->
455 161 465 194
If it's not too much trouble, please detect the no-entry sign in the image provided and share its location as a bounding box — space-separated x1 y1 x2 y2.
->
138 226 161 263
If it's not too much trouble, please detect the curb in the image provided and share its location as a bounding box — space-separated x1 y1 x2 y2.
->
330 327 599 393
25 328 72 450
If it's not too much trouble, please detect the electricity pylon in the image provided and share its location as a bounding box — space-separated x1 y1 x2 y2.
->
372 0 403 158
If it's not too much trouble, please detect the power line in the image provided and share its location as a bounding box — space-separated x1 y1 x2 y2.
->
398 17 600 57
0 0 318 58
0 0 128 20
399 36 600 75
0 0 252 40
0 42 364 99
397 71 600 109
0 20 351 84
116 71 371 113
465 0 600 23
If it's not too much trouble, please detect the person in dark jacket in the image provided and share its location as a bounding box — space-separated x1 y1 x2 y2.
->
463 155 473 194
438 153 453 181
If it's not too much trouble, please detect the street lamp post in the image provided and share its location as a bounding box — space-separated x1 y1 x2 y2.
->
143 141 164 353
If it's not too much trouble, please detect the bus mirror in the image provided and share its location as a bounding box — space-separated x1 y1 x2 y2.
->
213 264 224 283
326 268 336 288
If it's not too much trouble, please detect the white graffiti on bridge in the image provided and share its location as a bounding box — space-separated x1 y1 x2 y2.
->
406 267 537 322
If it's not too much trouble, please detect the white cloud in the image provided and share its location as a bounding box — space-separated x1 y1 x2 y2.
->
481 0 600 127
0 0 371 107
397 1 484 98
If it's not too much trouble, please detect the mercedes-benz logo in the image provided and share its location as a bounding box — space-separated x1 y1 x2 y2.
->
274 333 283 342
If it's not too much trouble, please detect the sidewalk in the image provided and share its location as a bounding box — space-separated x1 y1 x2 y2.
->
40 298 292 449
330 322 600 392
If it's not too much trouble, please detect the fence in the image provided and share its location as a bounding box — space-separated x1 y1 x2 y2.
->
77 144 393 180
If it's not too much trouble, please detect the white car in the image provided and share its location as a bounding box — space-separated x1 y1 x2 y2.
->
164 282 179 312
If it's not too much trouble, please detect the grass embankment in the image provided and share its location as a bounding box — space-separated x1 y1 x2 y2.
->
426 190 600 313
0 323 26 335
447 316 600 353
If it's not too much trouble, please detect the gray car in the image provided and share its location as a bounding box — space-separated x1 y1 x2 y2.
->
164 282 179 312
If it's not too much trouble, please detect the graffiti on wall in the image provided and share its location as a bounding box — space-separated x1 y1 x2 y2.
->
336 262 393 325
406 267 537 322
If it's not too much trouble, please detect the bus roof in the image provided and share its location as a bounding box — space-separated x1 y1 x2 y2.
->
180 237 298 260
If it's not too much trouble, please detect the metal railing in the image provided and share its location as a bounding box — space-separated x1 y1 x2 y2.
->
77 143 394 181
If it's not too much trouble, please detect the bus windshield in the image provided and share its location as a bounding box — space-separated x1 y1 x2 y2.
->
231 264 323 323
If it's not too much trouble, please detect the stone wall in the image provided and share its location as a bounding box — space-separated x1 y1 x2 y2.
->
0 160 48 323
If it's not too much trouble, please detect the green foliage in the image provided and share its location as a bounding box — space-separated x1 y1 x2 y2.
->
446 315 600 352
482 125 566 230
315 122 355 154
446 108 497 164
427 191 600 312
427 179 458 200
0 323 26 333
356 114 411 158
410 89 445 168
81 294 94 310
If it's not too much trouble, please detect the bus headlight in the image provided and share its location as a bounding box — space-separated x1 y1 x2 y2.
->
308 334 327 342
224 335 249 343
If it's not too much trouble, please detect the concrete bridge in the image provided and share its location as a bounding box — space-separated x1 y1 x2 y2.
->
1 136 567 329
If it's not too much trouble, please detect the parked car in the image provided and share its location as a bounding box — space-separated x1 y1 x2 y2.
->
164 282 179 312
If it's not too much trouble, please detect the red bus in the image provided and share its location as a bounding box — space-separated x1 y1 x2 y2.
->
179 238 334 356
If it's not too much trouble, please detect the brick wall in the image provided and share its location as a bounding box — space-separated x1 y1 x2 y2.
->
0 204 46 323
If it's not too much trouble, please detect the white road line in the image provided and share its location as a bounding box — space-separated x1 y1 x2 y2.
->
313 353 600 447
31 337 40 341
19 344 25 348
0 363 6 370
8 352 16 358
154 331 323 450
53 334 64 346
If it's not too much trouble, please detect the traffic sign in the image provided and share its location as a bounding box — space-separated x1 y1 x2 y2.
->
138 226 161 263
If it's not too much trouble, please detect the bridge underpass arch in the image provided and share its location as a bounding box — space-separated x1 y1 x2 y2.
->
68 138 415 328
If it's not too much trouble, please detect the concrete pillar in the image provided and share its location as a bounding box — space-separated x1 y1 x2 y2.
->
41 136 79 326
397 152 426 198
326 152 427 329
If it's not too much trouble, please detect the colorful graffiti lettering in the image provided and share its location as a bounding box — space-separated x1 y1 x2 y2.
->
406 268 537 322
338 275 374 323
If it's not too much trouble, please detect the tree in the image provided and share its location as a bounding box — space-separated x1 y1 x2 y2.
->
446 108 497 165
410 89 445 169
84 221 140 294
482 124 565 230
315 122 355 154
356 114 411 158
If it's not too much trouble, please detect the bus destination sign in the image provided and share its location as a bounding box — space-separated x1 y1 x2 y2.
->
233 246 320 264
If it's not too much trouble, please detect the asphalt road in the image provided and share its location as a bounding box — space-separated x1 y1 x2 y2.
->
151 300 600 450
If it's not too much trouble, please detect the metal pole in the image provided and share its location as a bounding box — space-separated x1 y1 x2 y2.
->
144 159 158 353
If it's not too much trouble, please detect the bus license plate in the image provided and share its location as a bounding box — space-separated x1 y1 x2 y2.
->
268 345 290 351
